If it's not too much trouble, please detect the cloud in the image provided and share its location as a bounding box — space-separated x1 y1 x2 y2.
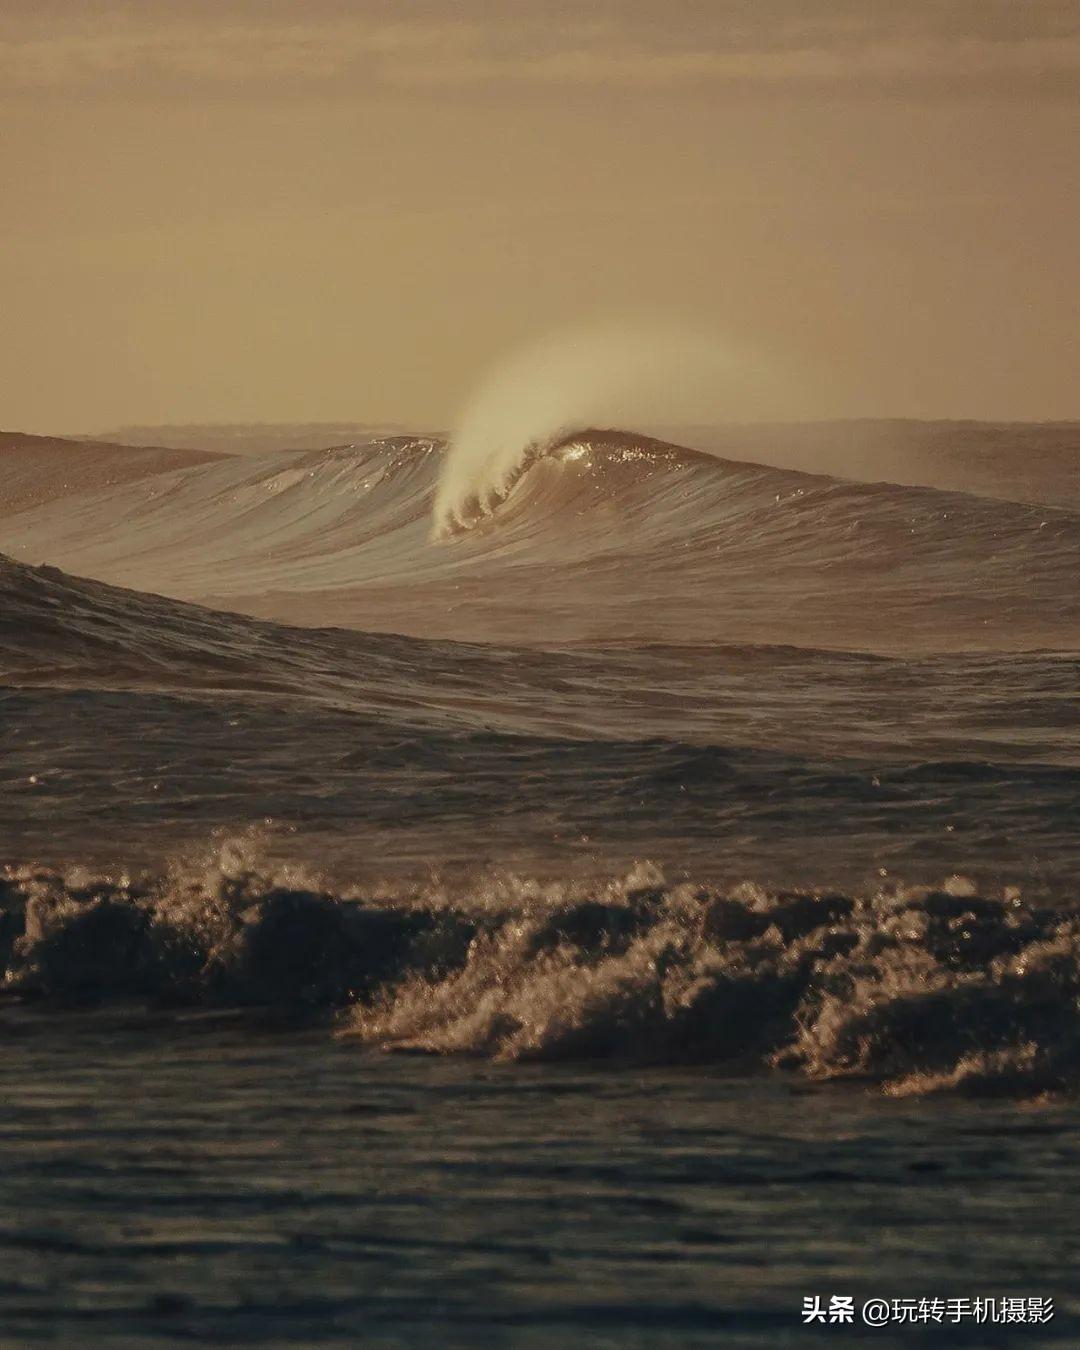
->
386 38 1080 92
1 3 1078 97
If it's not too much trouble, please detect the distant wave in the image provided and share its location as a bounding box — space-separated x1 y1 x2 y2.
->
1 428 1078 652
0 431 223 516
2 845 1077 1097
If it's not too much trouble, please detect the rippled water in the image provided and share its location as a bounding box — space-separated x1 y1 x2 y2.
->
2 1014 1077 1346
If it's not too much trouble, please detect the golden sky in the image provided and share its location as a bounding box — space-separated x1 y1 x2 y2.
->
3 1 1079 432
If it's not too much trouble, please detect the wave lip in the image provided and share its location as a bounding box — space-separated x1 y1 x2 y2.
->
432 426 714 537
3 850 1077 1098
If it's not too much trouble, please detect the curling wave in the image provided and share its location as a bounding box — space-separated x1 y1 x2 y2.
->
2 428 1078 652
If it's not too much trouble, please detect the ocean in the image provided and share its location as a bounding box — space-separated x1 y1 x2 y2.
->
1 421 1078 1343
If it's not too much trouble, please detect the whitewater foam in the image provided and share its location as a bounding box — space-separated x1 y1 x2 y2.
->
3 845 1077 1097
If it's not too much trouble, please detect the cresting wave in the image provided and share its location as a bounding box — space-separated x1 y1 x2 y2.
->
430 322 763 535
2 427 1079 651
431 428 715 535
2 846 1077 1098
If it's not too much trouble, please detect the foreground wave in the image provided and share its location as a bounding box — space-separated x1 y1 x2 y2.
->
2 846 1077 1098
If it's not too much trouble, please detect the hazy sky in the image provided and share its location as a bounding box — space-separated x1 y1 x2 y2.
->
3 1 1079 433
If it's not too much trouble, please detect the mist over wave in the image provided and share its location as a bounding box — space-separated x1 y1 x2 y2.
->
432 323 762 534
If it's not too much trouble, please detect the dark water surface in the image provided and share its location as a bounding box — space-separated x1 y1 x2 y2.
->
1 1013 1077 1347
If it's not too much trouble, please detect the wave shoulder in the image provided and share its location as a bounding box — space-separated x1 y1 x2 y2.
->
0 431 230 515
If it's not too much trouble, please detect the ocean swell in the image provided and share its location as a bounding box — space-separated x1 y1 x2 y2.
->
4 429 1078 651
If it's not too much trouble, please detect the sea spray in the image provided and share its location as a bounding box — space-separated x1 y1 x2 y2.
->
432 321 768 535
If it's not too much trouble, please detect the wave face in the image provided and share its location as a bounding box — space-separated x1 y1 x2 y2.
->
2 420 1079 1093
2 427 1078 651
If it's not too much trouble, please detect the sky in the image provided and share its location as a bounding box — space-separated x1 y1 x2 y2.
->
2 0 1079 434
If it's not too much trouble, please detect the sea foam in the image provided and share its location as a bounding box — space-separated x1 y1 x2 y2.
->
4 846 1077 1097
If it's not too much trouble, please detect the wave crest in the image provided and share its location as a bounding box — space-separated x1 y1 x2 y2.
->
433 427 715 536
4 421 1080 651
433 323 754 536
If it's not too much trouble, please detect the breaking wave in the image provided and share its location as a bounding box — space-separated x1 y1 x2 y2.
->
430 323 757 534
2 428 1079 652
2 846 1077 1098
